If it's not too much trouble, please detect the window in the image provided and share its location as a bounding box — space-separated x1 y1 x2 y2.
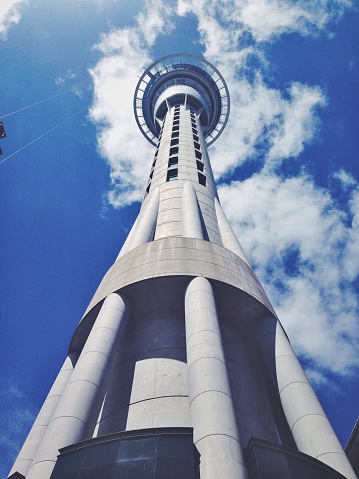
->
149 170 154 179
167 168 178 181
195 150 202 160
198 172 206 186
174 114 180 120
194 141 200 150
172 125 179 132
196 160 204 172
169 146 179 156
171 138 179 146
172 131 179 138
173 120 179 126
146 183 151 193
152 159 157 168
193 134 199 142
168 156 178 167
191 121 196 128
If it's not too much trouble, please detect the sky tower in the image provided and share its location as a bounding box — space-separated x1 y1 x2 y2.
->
8 54 357 479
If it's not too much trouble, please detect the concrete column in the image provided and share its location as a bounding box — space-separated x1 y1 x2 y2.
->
182 182 204 239
185 277 248 479
116 217 138 260
128 187 160 251
259 319 357 479
8 354 78 478
214 198 250 266
26 292 129 479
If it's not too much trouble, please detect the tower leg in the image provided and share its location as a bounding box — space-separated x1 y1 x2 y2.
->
129 187 160 251
182 181 204 239
8 353 78 478
258 318 357 479
26 292 130 479
185 277 248 479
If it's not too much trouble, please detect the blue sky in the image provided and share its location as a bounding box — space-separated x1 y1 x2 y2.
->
1 0 358 475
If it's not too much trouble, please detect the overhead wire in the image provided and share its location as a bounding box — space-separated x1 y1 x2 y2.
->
0 106 88 166
0 89 73 119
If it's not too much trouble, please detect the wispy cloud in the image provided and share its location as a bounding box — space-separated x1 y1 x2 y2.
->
177 0 353 44
218 173 359 378
0 380 37 478
89 0 175 208
0 0 27 40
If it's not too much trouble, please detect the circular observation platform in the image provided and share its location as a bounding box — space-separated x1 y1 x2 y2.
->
134 53 230 146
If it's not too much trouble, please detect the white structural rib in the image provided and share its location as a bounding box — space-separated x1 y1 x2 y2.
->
26 293 129 479
9 354 78 478
128 187 160 251
258 319 357 479
214 197 250 266
185 277 248 479
182 182 204 239
116 217 139 260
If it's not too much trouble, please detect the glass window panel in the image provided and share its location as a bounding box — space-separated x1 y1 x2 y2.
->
78 463 116 479
169 147 179 156
196 160 204 172
157 437 193 459
51 451 85 479
114 459 155 479
118 438 158 461
155 458 194 479
82 442 119 468
198 173 206 186
168 157 178 167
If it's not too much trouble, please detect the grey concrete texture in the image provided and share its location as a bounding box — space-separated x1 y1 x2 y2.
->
182 182 205 239
215 197 250 266
257 318 357 479
96 309 188 436
8 354 78 478
79 236 274 327
185 277 248 479
25 293 129 479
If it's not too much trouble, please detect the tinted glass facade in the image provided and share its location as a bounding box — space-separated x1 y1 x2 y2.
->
245 438 348 479
51 428 199 479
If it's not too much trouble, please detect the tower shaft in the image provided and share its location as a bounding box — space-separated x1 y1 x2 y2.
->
8 54 357 479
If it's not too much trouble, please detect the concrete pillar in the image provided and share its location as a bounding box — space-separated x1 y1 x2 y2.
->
26 292 130 479
182 182 204 239
129 187 160 251
8 354 78 478
185 277 248 479
116 217 138 260
214 198 250 266
258 319 357 479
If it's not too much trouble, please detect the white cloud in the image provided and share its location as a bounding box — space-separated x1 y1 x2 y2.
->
0 0 27 40
209 78 326 178
0 381 36 478
177 0 352 44
218 173 359 378
177 0 328 179
89 0 174 207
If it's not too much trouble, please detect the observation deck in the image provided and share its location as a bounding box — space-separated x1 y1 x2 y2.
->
134 53 230 146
